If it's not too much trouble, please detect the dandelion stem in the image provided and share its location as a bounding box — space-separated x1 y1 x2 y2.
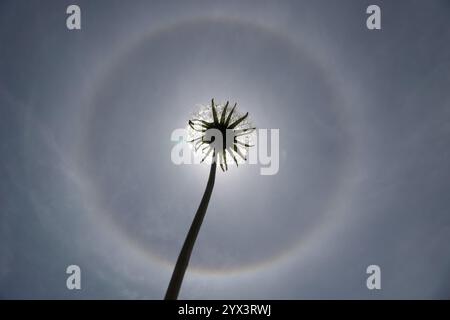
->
164 158 217 300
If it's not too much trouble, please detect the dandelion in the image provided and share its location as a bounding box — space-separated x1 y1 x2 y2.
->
164 99 255 299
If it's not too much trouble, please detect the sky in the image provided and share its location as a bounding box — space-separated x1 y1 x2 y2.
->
1 0 450 299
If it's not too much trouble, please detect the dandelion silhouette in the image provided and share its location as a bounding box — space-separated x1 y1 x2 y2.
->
164 99 255 299
187 99 256 170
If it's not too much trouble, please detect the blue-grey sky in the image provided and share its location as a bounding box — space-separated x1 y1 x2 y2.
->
1 0 450 299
